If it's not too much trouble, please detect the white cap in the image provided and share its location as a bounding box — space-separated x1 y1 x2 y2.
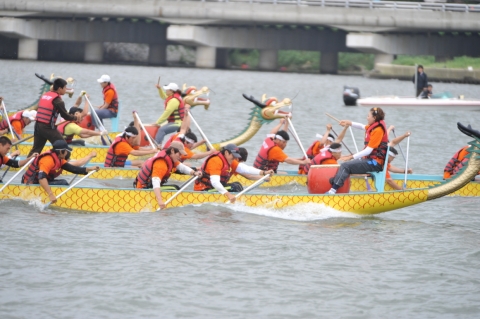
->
22 110 37 121
163 83 179 91
97 74 111 83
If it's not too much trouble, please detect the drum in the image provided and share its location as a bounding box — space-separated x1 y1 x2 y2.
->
140 125 159 147
79 114 95 130
307 164 350 194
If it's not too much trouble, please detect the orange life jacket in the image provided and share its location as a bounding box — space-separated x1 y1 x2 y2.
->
23 151 63 184
304 150 336 175
103 83 119 113
0 111 25 133
364 120 389 164
163 133 181 149
195 152 231 190
253 137 280 172
104 136 129 167
57 121 74 143
135 150 173 189
36 91 60 128
444 146 469 179
165 93 185 123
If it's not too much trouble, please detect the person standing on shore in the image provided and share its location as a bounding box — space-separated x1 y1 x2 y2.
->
412 65 428 97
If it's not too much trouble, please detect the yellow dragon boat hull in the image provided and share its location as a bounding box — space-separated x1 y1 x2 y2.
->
0 183 429 215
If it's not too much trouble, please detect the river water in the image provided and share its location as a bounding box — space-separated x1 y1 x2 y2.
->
1 60 480 318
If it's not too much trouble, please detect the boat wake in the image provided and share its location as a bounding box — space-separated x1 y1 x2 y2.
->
217 202 360 221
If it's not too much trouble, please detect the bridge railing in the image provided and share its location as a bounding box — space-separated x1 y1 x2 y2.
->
174 0 480 13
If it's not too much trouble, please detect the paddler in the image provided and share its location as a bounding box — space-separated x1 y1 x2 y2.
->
443 146 480 180
134 141 202 209
326 107 389 194
298 124 349 174
384 129 413 190
0 108 37 141
0 136 38 179
194 143 274 203
153 82 185 147
104 115 158 168
253 118 311 173
22 140 99 203
27 78 82 157
303 143 343 176
57 95 107 146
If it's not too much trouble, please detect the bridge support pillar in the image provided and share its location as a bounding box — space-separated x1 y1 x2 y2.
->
148 44 166 65
216 48 229 69
258 50 277 71
196 46 216 68
84 42 104 63
18 39 38 60
320 52 338 74
374 54 394 65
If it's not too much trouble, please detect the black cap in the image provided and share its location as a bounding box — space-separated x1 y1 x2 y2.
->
69 107 83 115
52 140 73 152
223 143 242 159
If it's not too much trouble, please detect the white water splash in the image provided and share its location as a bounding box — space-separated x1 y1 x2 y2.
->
207 202 360 221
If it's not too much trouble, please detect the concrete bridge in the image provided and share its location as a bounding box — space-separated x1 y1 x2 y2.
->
1 0 480 72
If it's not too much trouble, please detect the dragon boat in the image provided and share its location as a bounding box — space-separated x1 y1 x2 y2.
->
1 123 479 214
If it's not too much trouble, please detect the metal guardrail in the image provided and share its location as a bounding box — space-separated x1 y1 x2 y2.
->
171 0 480 13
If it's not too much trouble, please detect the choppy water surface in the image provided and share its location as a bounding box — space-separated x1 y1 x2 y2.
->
1 60 480 318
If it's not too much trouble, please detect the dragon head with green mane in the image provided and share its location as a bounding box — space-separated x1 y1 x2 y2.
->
243 93 292 125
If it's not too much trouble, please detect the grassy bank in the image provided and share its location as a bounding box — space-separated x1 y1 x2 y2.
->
393 55 480 69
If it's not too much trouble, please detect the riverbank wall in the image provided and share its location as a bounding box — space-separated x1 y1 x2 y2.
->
369 63 480 84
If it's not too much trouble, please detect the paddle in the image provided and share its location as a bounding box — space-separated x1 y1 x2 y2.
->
403 136 410 189
286 118 308 159
326 113 359 153
84 95 112 144
12 135 34 146
156 175 198 211
68 157 93 185
391 129 407 163
43 170 97 209
0 157 35 193
226 174 271 203
133 111 158 149
1 101 19 142
188 110 214 150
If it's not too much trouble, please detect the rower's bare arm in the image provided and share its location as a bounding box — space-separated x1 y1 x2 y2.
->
284 157 311 165
39 178 57 203
79 129 103 138
335 124 349 143
270 119 285 134
389 131 411 147
389 164 413 174
69 151 97 166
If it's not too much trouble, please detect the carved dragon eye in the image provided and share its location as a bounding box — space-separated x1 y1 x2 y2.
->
191 90 196 94
270 101 276 106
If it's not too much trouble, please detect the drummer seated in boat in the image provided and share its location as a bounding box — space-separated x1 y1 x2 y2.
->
253 118 311 174
22 140 99 203
134 141 202 210
58 104 107 146
194 143 274 204
104 123 158 168
298 124 349 174
0 136 38 178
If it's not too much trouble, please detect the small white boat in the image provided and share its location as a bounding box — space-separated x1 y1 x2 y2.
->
357 92 480 111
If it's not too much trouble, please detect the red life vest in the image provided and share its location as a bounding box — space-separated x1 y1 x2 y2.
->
364 120 389 164
163 133 181 149
104 136 129 167
253 137 280 172
304 150 335 174
23 151 63 184
0 155 7 166
444 146 469 178
135 150 174 189
57 121 74 143
0 111 25 133
195 152 232 190
37 91 60 128
165 93 185 123
103 83 119 113
299 140 323 174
